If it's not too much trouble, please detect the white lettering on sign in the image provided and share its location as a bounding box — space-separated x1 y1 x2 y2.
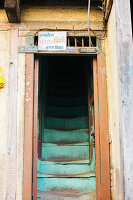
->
38 32 67 51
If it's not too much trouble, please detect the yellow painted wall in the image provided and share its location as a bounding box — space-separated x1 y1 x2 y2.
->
0 10 8 22
0 7 103 23
21 7 103 22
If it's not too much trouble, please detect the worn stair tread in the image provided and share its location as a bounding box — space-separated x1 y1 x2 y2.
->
37 190 96 200
41 144 90 162
46 105 88 117
42 142 89 147
45 116 89 129
37 162 95 178
47 96 87 107
42 129 89 143
37 177 96 193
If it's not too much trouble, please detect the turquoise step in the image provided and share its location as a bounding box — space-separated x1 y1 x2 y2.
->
48 88 85 98
45 116 89 129
47 96 87 106
41 143 90 162
37 177 96 196
46 105 88 117
42 129 89 143
37 164 95 178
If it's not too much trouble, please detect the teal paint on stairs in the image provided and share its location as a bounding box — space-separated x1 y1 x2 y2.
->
37 56 96 200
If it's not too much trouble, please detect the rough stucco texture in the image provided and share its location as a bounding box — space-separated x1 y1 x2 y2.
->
0 31 10 200
105 3 124 200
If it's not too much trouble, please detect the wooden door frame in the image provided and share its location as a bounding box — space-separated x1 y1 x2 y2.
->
23 53 110 200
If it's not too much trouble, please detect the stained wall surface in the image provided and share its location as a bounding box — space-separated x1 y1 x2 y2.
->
105 3 124 199
105 0 133 199
0 7 104 200
0 2 132 199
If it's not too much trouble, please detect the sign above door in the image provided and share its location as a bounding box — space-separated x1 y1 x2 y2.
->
38 32 67 52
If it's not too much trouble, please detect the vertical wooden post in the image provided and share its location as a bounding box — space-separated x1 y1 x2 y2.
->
6 29 18 200
33 58 39 200
23 54 34 200
97 53 110 199
93 57 101 200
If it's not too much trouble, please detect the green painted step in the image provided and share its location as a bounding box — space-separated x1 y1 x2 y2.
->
46 105 88 117
48 88 85 98
47 96 87 107
37 177 96 194
37 189 96 200
42 129 89 143
37 164 95 178
45 116 89 129
41 144 90 162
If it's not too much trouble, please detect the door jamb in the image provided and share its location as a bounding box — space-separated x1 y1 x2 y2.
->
23 53 110 200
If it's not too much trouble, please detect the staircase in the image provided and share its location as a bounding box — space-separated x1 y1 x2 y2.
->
37 56 96 200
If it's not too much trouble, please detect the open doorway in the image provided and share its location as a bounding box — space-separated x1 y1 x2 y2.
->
36 55 96 199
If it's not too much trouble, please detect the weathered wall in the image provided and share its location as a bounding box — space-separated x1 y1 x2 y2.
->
0 31 25 200
115 0 133 199
0 31 10 200
1 3 132 199
0 6 104 200
105 0 133 199
105 3 124 199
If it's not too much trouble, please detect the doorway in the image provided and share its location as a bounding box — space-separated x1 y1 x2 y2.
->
36 55 96 199
23 53 110 200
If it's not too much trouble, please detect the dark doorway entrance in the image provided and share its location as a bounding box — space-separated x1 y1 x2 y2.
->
37 55 96 199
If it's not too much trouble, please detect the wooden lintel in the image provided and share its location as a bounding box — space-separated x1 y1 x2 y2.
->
4 0 20 23
104 0 113 22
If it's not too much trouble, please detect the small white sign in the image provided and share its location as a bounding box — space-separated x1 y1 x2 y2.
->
38 32 67 51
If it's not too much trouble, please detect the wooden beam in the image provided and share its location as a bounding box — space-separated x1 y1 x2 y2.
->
6 29 18 199
104 0 113 22
93 58 101 200
33 58 39 200
97 53 110 199
4 0 20 23
23 54 34 200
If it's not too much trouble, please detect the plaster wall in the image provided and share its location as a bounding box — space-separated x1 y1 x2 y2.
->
115 0 133 199
0 5 119 200
0 7 104 200
105 3 124 199
0 31 10 200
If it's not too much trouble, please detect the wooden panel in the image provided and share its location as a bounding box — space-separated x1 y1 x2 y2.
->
33 58 39 200
4 0 20 23
97 53 110 199
23 54 34 200
6 29 18 200
93 58 101 200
